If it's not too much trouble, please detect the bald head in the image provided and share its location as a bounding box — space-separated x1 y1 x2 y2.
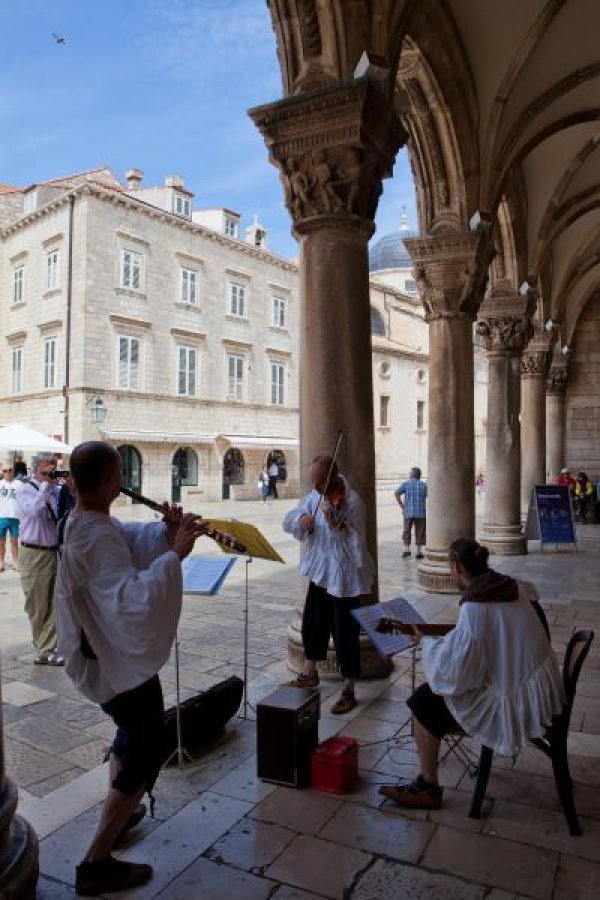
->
70 441 121 499
308 455 338 492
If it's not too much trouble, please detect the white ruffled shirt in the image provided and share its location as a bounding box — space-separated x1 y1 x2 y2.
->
283 477 374 598
422 580 565 756
55 510 182 704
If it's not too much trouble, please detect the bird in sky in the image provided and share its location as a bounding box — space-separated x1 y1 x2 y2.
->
51 33 67 44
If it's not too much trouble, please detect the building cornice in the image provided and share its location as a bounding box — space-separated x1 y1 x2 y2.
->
1 183 298 274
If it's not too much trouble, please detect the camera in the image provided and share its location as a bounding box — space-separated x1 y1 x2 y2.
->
50 469 70 480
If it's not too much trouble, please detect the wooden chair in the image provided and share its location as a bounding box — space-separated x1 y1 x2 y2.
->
469 628 595 835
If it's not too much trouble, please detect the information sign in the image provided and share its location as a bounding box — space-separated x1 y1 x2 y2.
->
530 484 576 546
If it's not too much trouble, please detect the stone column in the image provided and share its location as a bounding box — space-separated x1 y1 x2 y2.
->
476 289 534 554
0 661 39 899
521 334 553 511
546 360 568 482
403 230 495 592
250 77 406 670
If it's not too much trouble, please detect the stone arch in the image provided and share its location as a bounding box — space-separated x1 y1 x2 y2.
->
118 444 142 496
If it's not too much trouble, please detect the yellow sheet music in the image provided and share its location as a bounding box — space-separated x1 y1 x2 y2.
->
204 519 285 563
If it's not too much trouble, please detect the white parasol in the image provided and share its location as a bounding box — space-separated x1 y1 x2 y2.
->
0 424 72 454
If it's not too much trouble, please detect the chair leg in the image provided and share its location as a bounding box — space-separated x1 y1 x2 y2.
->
469 746 493 819
551 739 582 836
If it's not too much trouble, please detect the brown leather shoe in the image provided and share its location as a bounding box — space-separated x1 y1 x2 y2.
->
331 689 356 715
288 672 319 688
379 776 443 809
76 856 152 895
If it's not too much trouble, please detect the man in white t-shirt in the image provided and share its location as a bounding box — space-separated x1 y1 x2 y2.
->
0 463 21 571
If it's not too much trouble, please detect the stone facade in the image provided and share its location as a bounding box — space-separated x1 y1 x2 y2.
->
0 169 488 505
0 171 299 503
565 293 600 480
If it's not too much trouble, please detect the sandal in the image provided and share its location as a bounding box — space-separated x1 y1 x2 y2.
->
331 689 356 715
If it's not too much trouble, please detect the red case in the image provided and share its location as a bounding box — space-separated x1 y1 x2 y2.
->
311 736 359 793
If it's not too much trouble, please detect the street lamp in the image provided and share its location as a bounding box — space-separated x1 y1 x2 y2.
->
88 397 107 424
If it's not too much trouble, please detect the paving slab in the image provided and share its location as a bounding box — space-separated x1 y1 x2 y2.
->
421 826 557 899
2 680 55 706
249 786 342 834
350 858 486 900
553 854 600 900
153 857 274 900
265 833 372 898
207 817 295 871
319 802 435 863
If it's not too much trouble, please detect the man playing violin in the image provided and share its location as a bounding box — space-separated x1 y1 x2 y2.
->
283 455 374 714
55 441 208 896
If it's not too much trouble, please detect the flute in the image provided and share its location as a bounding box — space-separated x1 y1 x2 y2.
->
120 485 247 554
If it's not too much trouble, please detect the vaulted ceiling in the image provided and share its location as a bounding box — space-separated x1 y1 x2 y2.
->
265 0 600 344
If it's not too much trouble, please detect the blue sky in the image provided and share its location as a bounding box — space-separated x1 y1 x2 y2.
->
0 0 417 258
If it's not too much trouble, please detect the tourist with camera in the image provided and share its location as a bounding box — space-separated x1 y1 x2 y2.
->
16 453 64 665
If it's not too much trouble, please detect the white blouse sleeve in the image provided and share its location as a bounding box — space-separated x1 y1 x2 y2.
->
283 493 315 541
422 608 488 696
118 521 170 568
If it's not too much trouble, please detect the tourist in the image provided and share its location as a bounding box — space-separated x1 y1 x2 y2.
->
258 466 269 503
379 538 564 809
394 467 427 559
0 463 21 571
558 468 576 492
268 458 279 499
16 453 63 665
55 441 208 896
283 455 374 714
574 471 594 523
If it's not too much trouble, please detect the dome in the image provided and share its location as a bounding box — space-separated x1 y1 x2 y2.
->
369 232 413 272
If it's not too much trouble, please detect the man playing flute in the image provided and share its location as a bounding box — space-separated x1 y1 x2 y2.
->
55 441 207 895
283 454 374 714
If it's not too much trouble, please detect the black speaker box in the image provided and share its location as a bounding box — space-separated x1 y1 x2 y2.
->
256 686 320 788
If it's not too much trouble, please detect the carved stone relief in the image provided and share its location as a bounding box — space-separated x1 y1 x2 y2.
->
521 351 551 378
476 316 533 353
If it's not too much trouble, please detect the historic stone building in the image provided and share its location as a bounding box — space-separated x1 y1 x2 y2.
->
3 3 600 895
0 168 487 503
0 167 300 502
249 0 600 586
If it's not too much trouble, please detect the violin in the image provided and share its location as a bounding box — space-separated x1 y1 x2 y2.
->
323 476 347 528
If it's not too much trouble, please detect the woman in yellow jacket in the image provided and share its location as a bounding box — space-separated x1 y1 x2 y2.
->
574 472 594 522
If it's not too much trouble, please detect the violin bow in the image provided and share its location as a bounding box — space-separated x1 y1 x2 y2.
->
313 430 344 519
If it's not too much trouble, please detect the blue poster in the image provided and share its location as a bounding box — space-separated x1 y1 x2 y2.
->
535 485 576 545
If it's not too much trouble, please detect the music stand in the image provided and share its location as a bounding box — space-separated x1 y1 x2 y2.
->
201 518 284 722
166 556 237 769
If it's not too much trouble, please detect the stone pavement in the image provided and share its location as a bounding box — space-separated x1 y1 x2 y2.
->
1 492 599 898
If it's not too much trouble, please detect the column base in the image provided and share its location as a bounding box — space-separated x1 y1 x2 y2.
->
287 621 393 679
481 523 527 556
0 779 39 900
417 550 458 594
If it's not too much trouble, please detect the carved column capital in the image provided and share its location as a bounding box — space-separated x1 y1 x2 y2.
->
476 290 535 354
403 229 495 322
521 349 552 378
520 328 553 378
248 78 406 234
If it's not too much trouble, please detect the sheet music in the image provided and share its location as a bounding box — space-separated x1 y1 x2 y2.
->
203 519 284 563
182 556 237 595
352 596 427 657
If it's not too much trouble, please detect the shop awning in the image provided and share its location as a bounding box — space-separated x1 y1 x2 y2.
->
216 434 299 448
101 429 215 445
